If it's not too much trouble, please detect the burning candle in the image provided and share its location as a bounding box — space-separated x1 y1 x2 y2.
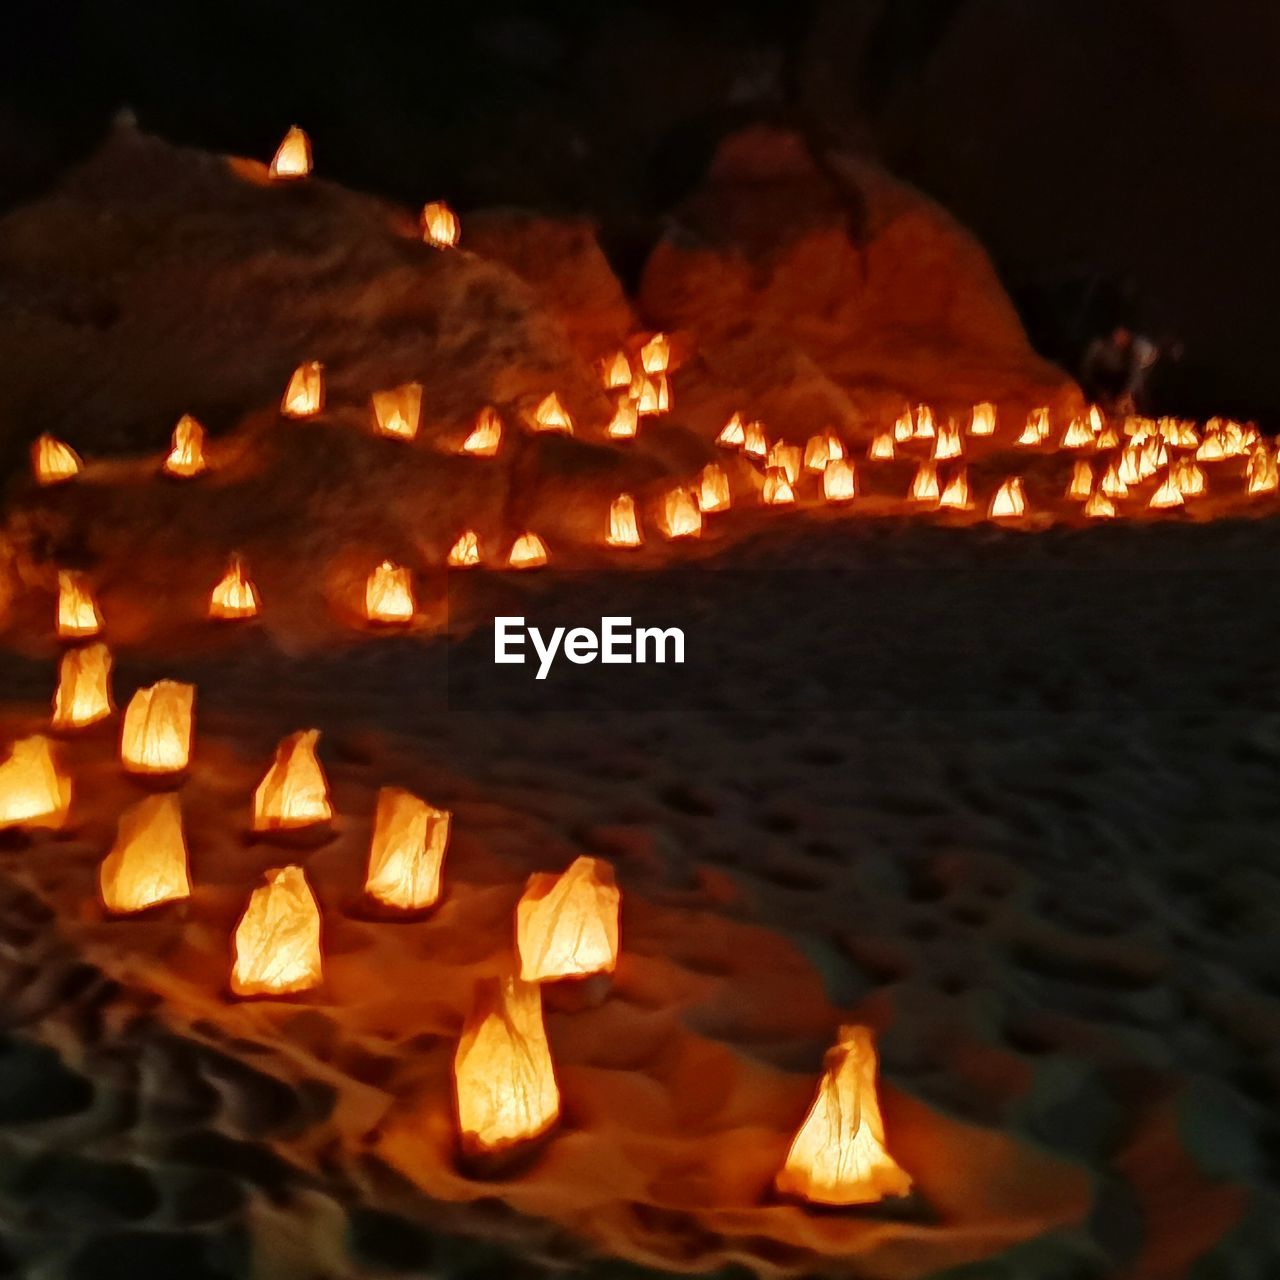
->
231 866 323 996
253 730 332 832
100 793 191 915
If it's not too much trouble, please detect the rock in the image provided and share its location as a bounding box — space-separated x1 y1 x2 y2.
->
0 1036 93 1124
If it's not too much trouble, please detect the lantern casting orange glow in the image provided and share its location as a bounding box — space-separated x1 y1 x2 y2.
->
607 401 639 440
823 458 856 502
742 420 768 460
762 466 795 505
938 468 971 510
281 362 324 418
509 533 548 569
120 680 194 776
607 494 642 548
969 402 996 436
269 126 312 180
231 866 323 996
57 571 103 640
868 431 895 461
602 351 632 390
253 730 333 832
1067 460 1093 501
909 462 940 505
366 561 415 624
767 442 802 486
663 488 703 538
372 384 422 441
716 413 746 449
209 556 260 620
462 407 502 457
365 786 451 911
164 415 207 477
532 393 572 434
100 793 191 915
0 736 70 830
1149 474 1184 510
421 201 460 248
989 477 1027 519
639 333 670 375
447 531 481 567
517 856 620 982
52 642 113 730
697 463 731 513
33 434 82 485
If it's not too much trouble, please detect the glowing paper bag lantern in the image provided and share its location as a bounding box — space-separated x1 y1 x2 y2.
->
372 384 422 441
1085 490 1116 519
253 730 332 831
742 421 768 460
120 681 193 776
269 126 312 180
0 736 70 829
209 556 260 620
1246 445 1278 495
33 435 82 485
775 1025 912 1206
988 477 1027 519
607 401 639 440
969 402 996 436
57 571 103 640
447 531 481 567
639 332 670 375
909 462 940 504
762 466 795 506
231 866 323 996
716 413 746 449
461 407 502 457
421 200 461 248
1067 460 1094 501
508 533 548 569
606 494 642 548
164 415 207 477
517 856 620 982
454 974 560 1158
100 793 191 914
52 642 113 730
893 411 914 444
633 375 669 416
365 561 415 624
532 393 572 434
281 362 324 418
365 786 450 911
602 351 632 390
1172 457 1206 497
932 421 963 460
938 468 971 510
663 489 702 538
697 463 732 513
767 442 802 485
1149 473 1184 510
1101 461 1130 499
868 431 895 461
823 458 856 502
1061 416 1095 449
804 434 831 473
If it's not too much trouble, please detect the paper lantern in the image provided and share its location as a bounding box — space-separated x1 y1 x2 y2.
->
365 561 415 624
1061 416 1096 449
606 494 642 548
1148 473 1184 510
932 421 964 461
164 415 207 477
1118 446 1144 488
938 468 971 510
893 411 914 444
365 786 451 911
909 462 940 505
632 373 670 416
281 361 324 418
231 866 323 996
52 642 113 729
508 533 548 569
697 463 731 513
1172 457 1207 497
767 442 802 486
1246 445 1278 495
912 405 936 441
716 413 745 449
742 421 768 461
775 1026 911 1206
269 126 311 180
517 856 620 982
1097 425 1121 450
421 200 461 248
209 555 260 620
607 401 639 440
57 571 103 640
762 466 795 506
372 383 422 441
1085 490 1116 519
461 407 502 457
867 431 895 461
969 402 996 436
454 974 560 1158
532 393 572 434
988 477 1026 519
639 332 670 375
32 434 82 485
1101 460 1130 499
803 434 831 473
120 680 194 776
662 488 702 539
100 793 191 914
447 531 481 567
601 351 632 390
1067 460 1094 501
0 736 70 829
1017 408 1050 445
823 458 856 502
253 730 332 831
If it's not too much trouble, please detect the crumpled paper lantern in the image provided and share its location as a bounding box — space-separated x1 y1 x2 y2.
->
447 531 481 567
775 1025 912 1206
517 855 620 982
988 477 1027 519
164 414 207 477
697 463 731 513
823 458 856 502
57 571 103 640
209 556 260 620
606 495 642 548
52 642 114 729
421 200 460 248
531 392 572 434
372 383 422 441
253 729 332 831
365 561 415 623
120 680 194 775
269 125 312 179
601 351 631 391
231 865 323 996
461 407 502 457
508 533 548 569
662 489 702 539
32 434 81 485
365 786 451 911
100 793 191 914
0 736 70 829
281 361 324 418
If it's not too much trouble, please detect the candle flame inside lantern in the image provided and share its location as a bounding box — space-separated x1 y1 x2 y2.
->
372 384 422 441
909 462 940 504
742 421 768 460
607 401 639 440
281 362 324 418
100 793 191 915
120 680 195 776
969 402 997 436
32 435 82 485
164 415 207 477
938 468 971 510
269 126 311 180
762 466 795 505
913 405 936 440
607 494 642 548
823 458 856 502
365 561 415 624
1067 460 1094 501
231 866 323 997
454 974 560 1158
253 730 332 832
716 413 746 449
209 556 260 620
509 533 548 569
868 431 895 460
52 642 113 730
775 1025 911 1207
1149 473 1185 510
517 855 621 982
1246 445 1278 495
0 736 70 829
932 421 964 460
767 442 802 485
602 351 632 391
365 786 450 911
421 201 461 249
57 571 103 640
697 463 732 513
532 393 573 434
461 407 502 457
663 488 703 538
447 531 481 567
989 477 1027 519
639 332 670 375
893 410 914 444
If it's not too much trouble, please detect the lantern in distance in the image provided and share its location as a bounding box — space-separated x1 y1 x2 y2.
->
268 126 311 180
508 533 548 569
365 786 450 911
454 974 560 1158
909 462 940 505
1172 457 1207 497
100 793 191 915
1061 416 1096 449
762 466 795 506
120 680 194 776
662 488 702 538
868 431 895 461
1149 473 1184 510
775 1025 911 1207
365 561 415 624
372 383 422 441
52 642 113 730
0 736 70 829
804 434 831 473
767 442 802 485
33 434 82 485
1067 460 1093 501
938 468 971 510
1118 446 1144 488
532 393 572 434
1085 490 1116 519
601 351 631 391
988 477 1027 519
164 415 207 477
823 458 856 502
1097 425 1121 450
742 420 768 460
607 400 639 440
969 402 996 436
632 374 669 416
892 410 914 444
253 730 333 832
281 361 324 418
421 200 461 249
1101 461 1130 499
912 405 936 440
697 463 732 513
461 407 502 457
606 494 642 548
517 856 620 982
231 866 323 996
447 531 481 567
1246 445 1278 495
57 571 103 640
716 413 746 449
209 555 260 620
932 421 964 460
639 332 670 375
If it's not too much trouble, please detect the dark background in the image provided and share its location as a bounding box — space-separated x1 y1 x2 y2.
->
2 0 1278 423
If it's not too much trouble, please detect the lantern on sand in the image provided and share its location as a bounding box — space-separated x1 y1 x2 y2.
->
32 434 82 485
517 856 620 982
823 458 856 502
868 431 895 461
762 466 795 506
662 488 702 539
932 421 963 461
697 463 731 513
365 786 451 911
253 730 332 832
164 415 207 477
1101 461 1129 499
454 974 560 1159
447 531 481 567
372 384 422 441
365 561 415 624
209 556 260 620
909 462 940 505
1067 460 1093 501
461 407 502 457
912 405 936 440
632 374 669 416
639 332 670 375
269 126 312 180
988 477 1027 519
606 495 642 548
1149 473 1184 510
1172 457 1206 497
1246 445 1278 495
969 402 996 436
57 571 103 640
767 442 802 486
775 1025 912 1206
607 401 639 440
716 413 746 449
52 642 113 730
938 468 971 510
0 736 70 829
100 793 191 915
1085 490 1116 519
231 866 323 996
532 393 572 434
601 351 631 391
742 421 768 460
893 410 914 444
421 201 461 249
508 533 548 569
281 362 324 418
120 681 194 776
